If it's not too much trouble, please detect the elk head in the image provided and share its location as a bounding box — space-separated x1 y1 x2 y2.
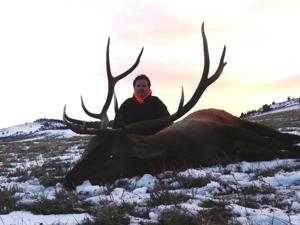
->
63 23 227 189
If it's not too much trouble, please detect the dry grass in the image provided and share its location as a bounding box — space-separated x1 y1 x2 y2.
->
154 203 240 225
248 109 300 129
0 185 21 214
1 132 300 224
88 203 135 225
0 136 93 216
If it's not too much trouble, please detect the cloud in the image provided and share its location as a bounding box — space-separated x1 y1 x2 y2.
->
115 16 201 43
239 74 300 94
272 74 300 90
107 1 209 43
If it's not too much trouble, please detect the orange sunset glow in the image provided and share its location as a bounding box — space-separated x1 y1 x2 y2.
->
0 0 299 128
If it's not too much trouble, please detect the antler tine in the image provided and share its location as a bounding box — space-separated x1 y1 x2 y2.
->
114 46 144 81
63 105 103 134
123 22 227 132
207 45 227 85
101 38 144 114
81 37 144 128
173 22 215 118
63 105 85 125
200 22 210 82
177 87 185 112
113 90 119 116
80 96 100 118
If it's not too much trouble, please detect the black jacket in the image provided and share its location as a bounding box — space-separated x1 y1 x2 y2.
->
113 96 172 135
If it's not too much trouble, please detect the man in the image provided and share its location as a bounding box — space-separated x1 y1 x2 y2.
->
113 74 172 135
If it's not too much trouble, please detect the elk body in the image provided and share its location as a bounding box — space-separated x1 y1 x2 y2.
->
63 24 300 190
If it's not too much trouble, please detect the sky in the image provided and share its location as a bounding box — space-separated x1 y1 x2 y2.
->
0 0 299 128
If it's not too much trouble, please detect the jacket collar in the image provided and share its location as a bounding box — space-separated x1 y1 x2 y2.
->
133 89 152 104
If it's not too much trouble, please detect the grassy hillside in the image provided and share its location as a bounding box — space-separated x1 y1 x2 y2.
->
247 109 300 131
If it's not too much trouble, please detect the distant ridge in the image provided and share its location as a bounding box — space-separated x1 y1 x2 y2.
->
241 97 300 118
2 97 300 141
242 97 300 131
0 118 78 141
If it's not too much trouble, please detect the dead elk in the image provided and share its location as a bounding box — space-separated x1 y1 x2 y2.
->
63 24 300 190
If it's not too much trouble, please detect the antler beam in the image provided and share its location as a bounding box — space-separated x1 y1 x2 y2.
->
64 22 226 135
122 23 226 132
64 38 143 131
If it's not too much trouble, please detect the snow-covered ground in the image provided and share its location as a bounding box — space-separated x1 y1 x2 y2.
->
253 104 300 118
0 120 79 140
269 98 300 111
0 122 43 138
246 98 300 118
0 211 91 225
1 104 300 225
1 158 300 224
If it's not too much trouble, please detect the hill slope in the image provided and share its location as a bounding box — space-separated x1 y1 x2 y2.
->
242 97 300 118
244 97 300 132
0 118 78 141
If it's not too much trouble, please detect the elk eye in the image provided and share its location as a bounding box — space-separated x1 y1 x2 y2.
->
105 153 115 161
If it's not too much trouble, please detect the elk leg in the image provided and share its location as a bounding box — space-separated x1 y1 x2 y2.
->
241 120 300 144
219 125 300 152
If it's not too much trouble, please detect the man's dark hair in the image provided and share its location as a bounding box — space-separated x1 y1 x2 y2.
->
133 74 151 87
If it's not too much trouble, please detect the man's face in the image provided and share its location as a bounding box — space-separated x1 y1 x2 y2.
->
134 79 150 98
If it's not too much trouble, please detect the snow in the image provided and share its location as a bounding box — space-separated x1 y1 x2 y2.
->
262 171 300 187
0 124 79 140
232 204 300 225
0 211 91 225
1 104 300 224
269 99 300 111
247 98 300 118
258 104 300 117
1 158 300 224
27 129 80 140
134 174 158 188
0 123 42 138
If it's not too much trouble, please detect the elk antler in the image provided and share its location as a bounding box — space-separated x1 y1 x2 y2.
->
63 38 144 131
64 22 226 135
122 23 227 133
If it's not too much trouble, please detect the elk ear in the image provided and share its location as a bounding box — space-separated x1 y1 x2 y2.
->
128 135 165 159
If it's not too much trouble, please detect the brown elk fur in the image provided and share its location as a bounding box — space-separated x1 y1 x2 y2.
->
65 109 300 189
63 24 300 190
